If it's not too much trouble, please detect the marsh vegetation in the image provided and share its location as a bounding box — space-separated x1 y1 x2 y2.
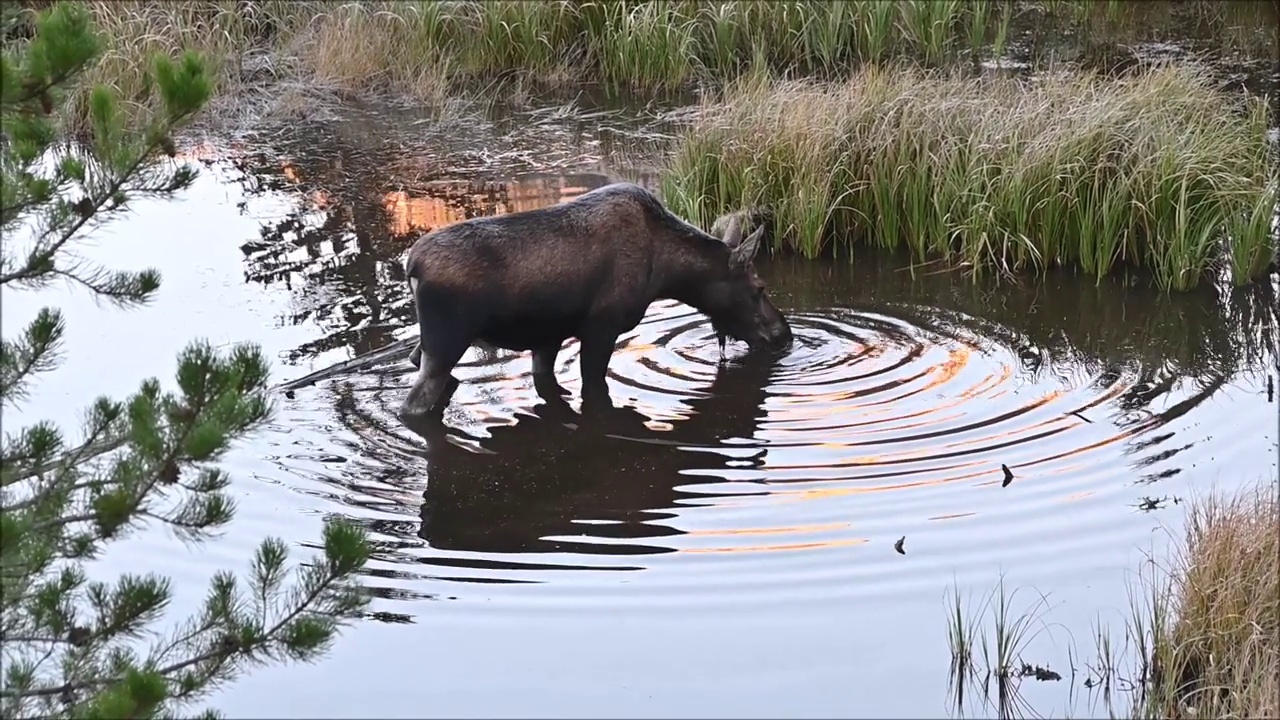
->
663 63 1278 290
34 0 1274 289
946 484 1278 720
3 1 1277 716
42 1 1278 116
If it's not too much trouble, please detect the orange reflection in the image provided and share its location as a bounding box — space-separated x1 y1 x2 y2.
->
929 347 971 389
382 175 604 237
686 521 851 538
171 140 221 163
773 460 993 501
683 537 868 554
1018 414 1152 468
1062 490 1096 502
962 363 1012 399
383 191 464 236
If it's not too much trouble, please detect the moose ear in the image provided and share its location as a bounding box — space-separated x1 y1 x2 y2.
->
729 225 764 268
716 214 743 246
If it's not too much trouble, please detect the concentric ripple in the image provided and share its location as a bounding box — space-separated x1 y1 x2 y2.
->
261 293 1262 609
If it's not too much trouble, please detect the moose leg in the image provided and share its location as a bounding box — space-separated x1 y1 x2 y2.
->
405 277 424 369
578 329 619 411
400 348 464 420
399 300 470 420
531 342 569 400
531 342 561 376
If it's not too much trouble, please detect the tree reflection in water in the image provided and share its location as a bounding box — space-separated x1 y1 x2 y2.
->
214 106 1278 598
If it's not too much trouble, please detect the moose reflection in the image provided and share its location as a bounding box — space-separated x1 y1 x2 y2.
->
399 353 780 560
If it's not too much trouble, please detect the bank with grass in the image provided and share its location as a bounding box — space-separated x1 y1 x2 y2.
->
20 1 1276 290
661 63 1279 291
50 0 1021 110
1138 485 1279 719
947 483 1278 718
32 0 1272 127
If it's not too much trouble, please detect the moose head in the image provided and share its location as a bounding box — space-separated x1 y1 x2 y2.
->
704 209 793 354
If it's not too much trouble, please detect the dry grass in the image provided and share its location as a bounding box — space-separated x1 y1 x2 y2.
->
14 2 1275 288
21 0 1267 127
946 483 1280 719
38 0 995 117
661 62 1278 290
1135 484 1279 719
44 1 319 127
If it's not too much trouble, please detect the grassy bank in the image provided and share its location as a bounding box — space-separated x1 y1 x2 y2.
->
946 483 1279 718
24 0 1269 127
661 63 1278 291
51 0 1022 104
1145 485 1280 719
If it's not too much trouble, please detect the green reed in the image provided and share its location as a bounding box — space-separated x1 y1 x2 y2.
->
589 1 698 92
662 63 1278 291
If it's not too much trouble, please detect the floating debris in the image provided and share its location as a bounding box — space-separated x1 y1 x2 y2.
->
1017 662 1062 682
894 536 906 554
1001 464 1014 487
1135 496 1175 512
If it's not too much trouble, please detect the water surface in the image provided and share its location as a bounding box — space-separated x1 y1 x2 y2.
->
3 81 1278 719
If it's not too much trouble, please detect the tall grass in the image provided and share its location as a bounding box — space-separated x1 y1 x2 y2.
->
946 484 1279 718
58 1 317 120
1135 484 1280 719
39 0 1269 121
661 63 1278 291
71 0 991 98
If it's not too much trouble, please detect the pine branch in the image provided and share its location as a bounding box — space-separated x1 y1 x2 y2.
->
2 543 364 702
0 149 163 288
2 6 369 716
3 398 127 494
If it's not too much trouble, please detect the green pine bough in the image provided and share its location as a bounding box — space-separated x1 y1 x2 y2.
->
1 4 372 718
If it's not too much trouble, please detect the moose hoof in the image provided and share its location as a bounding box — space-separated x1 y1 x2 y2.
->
399 376 460 420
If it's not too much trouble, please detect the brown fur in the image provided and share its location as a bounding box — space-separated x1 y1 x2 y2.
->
399 182 791 420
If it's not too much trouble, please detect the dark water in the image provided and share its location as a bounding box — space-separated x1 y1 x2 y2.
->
3 30 1279 717
996 0 1279 94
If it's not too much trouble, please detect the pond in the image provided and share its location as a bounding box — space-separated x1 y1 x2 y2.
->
4 26 1279 719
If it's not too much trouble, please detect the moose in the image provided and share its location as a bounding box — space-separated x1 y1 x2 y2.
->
399 182 793 420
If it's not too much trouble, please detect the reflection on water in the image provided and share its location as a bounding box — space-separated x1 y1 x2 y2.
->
210 105 1278 580
223 103 664 364
186 95 1279 716
999 0 1278 98
410 354 777 562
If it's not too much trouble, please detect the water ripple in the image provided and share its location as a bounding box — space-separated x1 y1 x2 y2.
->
262 294 1259 609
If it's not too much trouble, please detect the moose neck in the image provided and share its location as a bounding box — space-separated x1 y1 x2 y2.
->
652 235 727 314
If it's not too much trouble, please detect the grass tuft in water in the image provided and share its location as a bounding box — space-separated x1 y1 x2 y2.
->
944 574 1062 719
1133 485 1280 719
946 484 1279 719
662 62 1279 291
